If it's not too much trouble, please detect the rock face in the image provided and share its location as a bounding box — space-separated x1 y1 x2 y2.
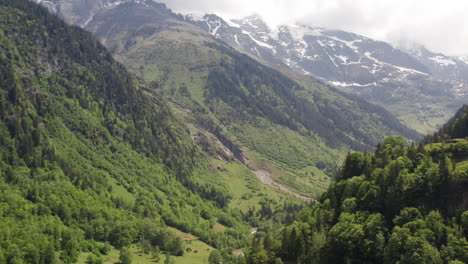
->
183 14 468 133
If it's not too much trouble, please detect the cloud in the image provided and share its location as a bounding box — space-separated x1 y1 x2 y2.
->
159 0 468 55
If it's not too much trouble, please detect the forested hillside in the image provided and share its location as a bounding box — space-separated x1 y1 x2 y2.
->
244 106 468 263
0 1 259 263
425 105 468 142
65 0 421 197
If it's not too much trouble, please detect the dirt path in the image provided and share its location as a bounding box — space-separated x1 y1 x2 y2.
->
254 170 315 202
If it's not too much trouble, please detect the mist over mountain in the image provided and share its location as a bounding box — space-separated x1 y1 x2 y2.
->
160 0 468 57
183 13 468 133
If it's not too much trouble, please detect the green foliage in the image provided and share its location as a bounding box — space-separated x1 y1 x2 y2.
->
208 249 223 264
164 253 175 264
425 105 468 143
245 134 468 263
150 246 161 262
89 1 420 198
0 1 254 263
85 253 103 264
119 248 132 264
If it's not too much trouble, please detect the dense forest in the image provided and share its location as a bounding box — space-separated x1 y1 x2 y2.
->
244 106 468 264
2 0 468 264
0 1 262 263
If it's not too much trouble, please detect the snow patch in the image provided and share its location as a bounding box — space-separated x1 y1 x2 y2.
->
326 36 361 52
268 26 280 41
329 81 376 87
364 52 428 76
294 40 309 57
211 22 222 36
225 19 241 28
234 34 240 46
205 18 224 37
429 56 456 67
393 65 429 76
336 55 348 64
128 0 150 8
253 47 261 57
242 30 277 54
392 87 402 97
243 18 259 29
84 16 95 26
458 56 468 65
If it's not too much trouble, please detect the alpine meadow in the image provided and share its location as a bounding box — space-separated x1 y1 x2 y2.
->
0 0 467 264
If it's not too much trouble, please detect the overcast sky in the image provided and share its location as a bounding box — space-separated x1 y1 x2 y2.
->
159 0 468 56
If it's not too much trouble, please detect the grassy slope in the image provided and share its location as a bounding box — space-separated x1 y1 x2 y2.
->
126 35 336 197
95 17 334 197
83 2 419 199
0 2 261 262
387 101 456 134
77 228 215 264
194 159 299 211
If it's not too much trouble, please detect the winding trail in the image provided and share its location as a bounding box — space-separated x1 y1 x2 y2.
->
253 170 315 202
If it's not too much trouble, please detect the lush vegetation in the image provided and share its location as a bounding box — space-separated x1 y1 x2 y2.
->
0 1 266 263
425 105 468 143
244 108 468 263
2 1 461 263
81 1 420 197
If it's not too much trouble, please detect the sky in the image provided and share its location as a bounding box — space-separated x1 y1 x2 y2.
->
159 0 468 56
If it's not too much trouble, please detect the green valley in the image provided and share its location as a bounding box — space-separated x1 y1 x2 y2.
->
2 0 465 264
79 0 420 198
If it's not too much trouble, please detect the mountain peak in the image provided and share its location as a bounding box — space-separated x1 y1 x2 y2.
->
233 14 270 32
185 12 468 133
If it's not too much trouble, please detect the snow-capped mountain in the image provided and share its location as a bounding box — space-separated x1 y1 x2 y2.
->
184 14 468 132
34 0 468 133
401 44 468 82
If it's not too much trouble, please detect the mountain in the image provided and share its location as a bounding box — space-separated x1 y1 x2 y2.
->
244 108 468 264
425 104 468 142
184 14 468 134
37 0 421 198
0 1 263 262
5 1 466 263
402 44 468 82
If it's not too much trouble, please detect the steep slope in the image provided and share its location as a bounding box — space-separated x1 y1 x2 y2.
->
244 107 468 264
36 0 122 26
403 44 468 82
50 0 422 197
425 105 468 142
0 1 258 263
185 14 468 133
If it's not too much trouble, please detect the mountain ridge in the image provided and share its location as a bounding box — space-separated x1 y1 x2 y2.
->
183 12 468 133
65 0 423 194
